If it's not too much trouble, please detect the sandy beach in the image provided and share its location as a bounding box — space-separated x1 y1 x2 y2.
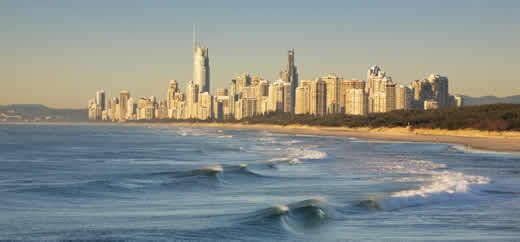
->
4 121 520 153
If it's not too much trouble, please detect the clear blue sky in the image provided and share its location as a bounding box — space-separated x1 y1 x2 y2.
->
2 0 519 108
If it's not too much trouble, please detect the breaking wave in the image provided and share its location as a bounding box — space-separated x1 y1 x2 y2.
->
359 170 491 211
238 198 331 232
267 146 327 165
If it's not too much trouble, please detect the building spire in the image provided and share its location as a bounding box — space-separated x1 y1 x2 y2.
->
193 24 197 51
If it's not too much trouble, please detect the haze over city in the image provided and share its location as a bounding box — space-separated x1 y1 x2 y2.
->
3 0 520 108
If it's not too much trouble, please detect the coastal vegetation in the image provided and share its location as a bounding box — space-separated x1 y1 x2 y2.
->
238 104 520 131
133 104 520 132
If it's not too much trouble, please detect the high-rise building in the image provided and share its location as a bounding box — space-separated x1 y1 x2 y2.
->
136 97 155 120
110 97 119 121
250 76 261 87
279 50 298 113
216 88 228 97
295 86 310 115
242 86 256 99
198 92 213 120
174 93 186 119
287 50 298 113
127 97 136 120
256 80 269 97
236 73 251 95
167 80 179 111
310 79 327 116
395 85 412 110
283 82 292 113
424 99 439 110
428 74 449 107
229 79 237 118
157 99 168 119
366 65 385 96
119 90 130 121
384 82 396 112
365 66 393 113
194 45 210 93
345 89 367 115
320 74 343 114
411 74 449 110
235 98 257 120
454 95 463 107
186 81 199 119
268 80 286 113
412 79 434 109
344 80 367 115
213 95 231 120
96 90 106 111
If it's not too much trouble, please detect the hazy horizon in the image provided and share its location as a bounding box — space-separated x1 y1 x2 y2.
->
3 0 520 108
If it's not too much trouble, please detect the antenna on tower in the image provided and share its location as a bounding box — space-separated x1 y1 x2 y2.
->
193 24 197 50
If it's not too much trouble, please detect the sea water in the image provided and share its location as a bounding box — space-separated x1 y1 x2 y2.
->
1 124 520 241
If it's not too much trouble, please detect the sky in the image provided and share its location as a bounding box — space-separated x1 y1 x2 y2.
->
2 0 519 108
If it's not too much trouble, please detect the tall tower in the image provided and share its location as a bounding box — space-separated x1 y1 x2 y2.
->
288 49 295 83
287 49 298 112
193 26 210 93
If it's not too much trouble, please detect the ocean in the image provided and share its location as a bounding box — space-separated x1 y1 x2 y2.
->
1 124 520 241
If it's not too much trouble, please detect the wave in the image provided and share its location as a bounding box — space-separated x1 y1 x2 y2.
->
239 198 330 232
359 171 491 211
8 179 139 198
451 144 520 156
266 146 327 166
151 165 223 178
224 164 268 178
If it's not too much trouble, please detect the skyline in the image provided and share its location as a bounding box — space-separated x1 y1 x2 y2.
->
3 0 520 108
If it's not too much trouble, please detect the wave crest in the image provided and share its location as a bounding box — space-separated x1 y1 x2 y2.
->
379 171 490 210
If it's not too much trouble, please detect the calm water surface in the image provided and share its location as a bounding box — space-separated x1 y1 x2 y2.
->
1 124 520 241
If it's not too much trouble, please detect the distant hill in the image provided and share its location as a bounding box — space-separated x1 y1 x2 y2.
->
461 95 520 106
0 104 87 122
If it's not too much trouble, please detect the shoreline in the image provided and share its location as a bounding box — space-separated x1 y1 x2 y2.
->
4 121 520 153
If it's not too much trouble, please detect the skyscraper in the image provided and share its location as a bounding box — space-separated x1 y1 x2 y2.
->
287 49 298 113
344 80 367 115
395 85 412 110
194 45 210 93
216 88 228 97
229 79 237 118
186 81 199 119
236 73 251 95
268 80 286 113
428 74 449 107
167 80 178 111
96 90 106 111
365 66 394 113
320 74 343 114
411 74 448 110
295 86 310 115
310 79 327 116
119 90 130 121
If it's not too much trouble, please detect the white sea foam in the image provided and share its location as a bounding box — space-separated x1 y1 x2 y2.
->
294 148 328 160
288 159 303 165
205 165 224 173
274 205 289 214
267 146 327 165
278 140 303 145
451 144 520 156
381 170 490 210
217 135 233 139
